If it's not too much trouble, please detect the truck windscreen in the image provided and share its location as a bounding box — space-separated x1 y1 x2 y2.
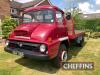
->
23 9 54 23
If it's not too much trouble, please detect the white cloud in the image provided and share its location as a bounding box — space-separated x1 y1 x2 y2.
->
95 0 100 13
64 0 95 14
78 2 92 13
64 0 100 13
96 0 100 4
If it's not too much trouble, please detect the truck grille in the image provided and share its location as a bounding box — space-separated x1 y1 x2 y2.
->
8 41 40 52
14 30 28 36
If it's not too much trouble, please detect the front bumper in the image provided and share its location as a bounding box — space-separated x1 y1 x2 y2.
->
4 47 49 60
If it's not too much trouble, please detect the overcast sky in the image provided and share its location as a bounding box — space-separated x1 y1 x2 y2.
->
15 0 100 14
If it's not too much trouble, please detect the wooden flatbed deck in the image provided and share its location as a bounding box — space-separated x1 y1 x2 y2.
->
68 30 85 39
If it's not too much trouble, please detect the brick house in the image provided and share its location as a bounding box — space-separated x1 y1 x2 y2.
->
0 0 10 20
10 0 52 18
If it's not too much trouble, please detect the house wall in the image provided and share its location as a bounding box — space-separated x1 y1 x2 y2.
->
79 13 100 19
0 0 10 20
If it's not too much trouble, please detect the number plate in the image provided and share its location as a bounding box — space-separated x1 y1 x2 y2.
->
12 50 24 57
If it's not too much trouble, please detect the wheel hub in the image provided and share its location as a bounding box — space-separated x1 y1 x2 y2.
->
61 51 67 61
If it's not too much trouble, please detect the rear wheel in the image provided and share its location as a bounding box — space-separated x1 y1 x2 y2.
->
52 44 68 68
76 36 84 47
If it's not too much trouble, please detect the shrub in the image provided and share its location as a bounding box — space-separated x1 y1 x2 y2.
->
1 17 18 39
74 18 100 32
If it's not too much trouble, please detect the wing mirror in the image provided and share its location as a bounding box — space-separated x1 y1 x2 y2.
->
66 12 71 20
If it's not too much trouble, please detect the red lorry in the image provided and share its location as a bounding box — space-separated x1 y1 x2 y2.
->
5 5 85 67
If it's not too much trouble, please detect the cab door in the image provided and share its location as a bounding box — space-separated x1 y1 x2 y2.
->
56 11 66 38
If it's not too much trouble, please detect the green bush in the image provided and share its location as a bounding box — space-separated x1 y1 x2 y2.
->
1 17 18 39
74 18 100 32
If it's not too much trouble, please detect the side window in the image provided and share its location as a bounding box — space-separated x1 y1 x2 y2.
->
23 14 32 23
56 11 63 23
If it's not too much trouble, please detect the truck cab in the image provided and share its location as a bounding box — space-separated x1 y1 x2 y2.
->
5 5 85 67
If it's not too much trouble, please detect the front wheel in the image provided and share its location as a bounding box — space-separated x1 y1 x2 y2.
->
51 44 68 68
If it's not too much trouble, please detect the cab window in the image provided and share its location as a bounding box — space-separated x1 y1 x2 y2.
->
56 11 63 23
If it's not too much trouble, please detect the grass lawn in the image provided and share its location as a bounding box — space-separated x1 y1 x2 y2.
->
0 38 100 75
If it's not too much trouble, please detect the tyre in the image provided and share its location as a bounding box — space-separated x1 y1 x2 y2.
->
76 36 84 47
51 44 68 68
